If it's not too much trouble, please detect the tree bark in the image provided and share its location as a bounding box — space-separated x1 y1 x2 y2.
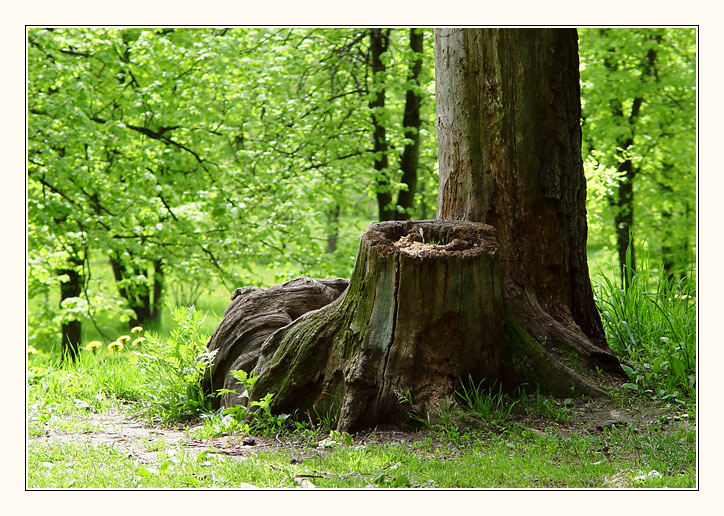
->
250 221 509 431
247 220 607 432
395 28 424 220
203 276 349 408
434 28 621 372
369 28 394 221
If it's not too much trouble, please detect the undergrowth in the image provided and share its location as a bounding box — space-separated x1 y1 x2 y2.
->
594 248 696 406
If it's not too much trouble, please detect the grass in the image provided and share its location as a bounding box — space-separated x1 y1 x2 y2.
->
593 248 696 405
27 422 695 488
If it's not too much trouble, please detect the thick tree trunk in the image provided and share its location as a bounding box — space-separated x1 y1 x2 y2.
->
250 221 508 431
247 220 604 432
435 28 621 373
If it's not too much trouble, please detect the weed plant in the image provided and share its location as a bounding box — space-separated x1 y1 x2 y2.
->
133 306 217 423
456 377 518 426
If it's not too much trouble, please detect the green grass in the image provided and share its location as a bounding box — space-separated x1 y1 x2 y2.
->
27 422 695 488
593 248 696 404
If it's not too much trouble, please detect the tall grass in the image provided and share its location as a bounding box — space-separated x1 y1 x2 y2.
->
593 248 696 403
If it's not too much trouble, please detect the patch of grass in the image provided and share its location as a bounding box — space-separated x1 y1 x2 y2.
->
456 377 518 426
142 437 168 452
519 388 573 424
133 305 217 423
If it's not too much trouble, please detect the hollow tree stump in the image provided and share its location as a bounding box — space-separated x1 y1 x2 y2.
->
249 220 512 432
202 276 348 408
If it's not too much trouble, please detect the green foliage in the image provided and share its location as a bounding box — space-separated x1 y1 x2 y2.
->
133 305 216 422
27 27 440 349
594 250 696 402
580 28 696 272
215 369 294 437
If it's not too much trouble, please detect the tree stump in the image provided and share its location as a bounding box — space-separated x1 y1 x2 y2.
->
208 220 613 433
249 220 510 432
202 276 348 408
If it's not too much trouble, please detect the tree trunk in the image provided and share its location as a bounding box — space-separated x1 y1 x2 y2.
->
435 28 620 372
369 28 394 221
607 37 657 288
58 256 83 361
325 203 340 254
395 28 424 220
110 254 163 327
151 259 164 323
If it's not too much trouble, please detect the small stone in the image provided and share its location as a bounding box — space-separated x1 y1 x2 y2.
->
242 436 256 446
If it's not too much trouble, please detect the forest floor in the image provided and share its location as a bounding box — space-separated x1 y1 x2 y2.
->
27 395 695 489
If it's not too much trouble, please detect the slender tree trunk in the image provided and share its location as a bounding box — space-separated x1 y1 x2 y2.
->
608 39 657 288
326 203 341 253
110 253 159 327
435 28 619 368
58 255 84 361
151 259 164 323
612 128 639 289
395 28 424 220
369 28 394 221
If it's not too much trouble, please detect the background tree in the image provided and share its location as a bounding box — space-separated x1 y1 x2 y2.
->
27 27 438 353
579 28 696 285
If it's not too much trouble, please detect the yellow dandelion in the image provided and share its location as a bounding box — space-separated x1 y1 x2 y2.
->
85 341 102 353
108 341 124 353
118 335 131 344
131 326 143 334
132 337 146 346
27 346 38 355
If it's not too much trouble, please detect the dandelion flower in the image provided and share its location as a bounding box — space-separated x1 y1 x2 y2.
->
108 341 124 353
132 337 146 346
118 335 131 344
27 346 38 355
85 341 102 353
131 326 143 334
